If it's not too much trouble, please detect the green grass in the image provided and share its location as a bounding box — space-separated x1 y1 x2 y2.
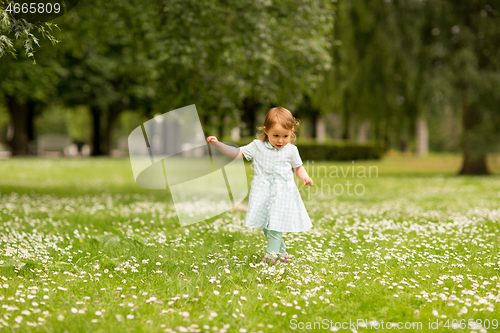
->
0 155 499 332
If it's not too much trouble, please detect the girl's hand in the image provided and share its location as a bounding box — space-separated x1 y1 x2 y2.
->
302 177 313 187
206 136 219 144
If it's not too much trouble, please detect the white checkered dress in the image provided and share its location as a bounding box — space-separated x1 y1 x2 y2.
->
239 139 312 233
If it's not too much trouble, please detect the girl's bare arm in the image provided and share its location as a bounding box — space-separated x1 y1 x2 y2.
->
206 136 243 159
293 165 313 186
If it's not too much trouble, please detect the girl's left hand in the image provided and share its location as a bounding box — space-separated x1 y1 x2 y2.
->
302 177 313 187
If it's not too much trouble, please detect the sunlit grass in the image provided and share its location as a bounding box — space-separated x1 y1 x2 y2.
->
0 156 499 332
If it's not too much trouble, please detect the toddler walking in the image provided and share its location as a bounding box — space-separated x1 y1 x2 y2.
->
206 107 313 265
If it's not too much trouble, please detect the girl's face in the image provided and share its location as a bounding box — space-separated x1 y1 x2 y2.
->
263 123 292 149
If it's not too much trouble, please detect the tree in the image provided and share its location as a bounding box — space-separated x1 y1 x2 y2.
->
1 1 62 156
324 0 405 143
426 0 500 175
4 0 334 155
152 0 335 137
314 0 500 170
238 0 334 134
53 0 158 155
0 47 59 155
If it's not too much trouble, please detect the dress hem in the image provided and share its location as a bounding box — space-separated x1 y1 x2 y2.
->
244 225 312 233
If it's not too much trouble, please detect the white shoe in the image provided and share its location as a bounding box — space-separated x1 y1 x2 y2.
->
278 251 293 263
262 253 278 265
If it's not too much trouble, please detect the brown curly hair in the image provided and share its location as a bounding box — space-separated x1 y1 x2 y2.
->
256 107 300 144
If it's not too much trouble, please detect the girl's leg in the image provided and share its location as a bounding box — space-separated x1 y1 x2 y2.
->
263 228 286 253
279 237 286 253
263 229 283 255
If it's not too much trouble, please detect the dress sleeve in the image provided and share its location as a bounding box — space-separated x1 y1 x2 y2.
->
291 145 303 168
239 140 258 161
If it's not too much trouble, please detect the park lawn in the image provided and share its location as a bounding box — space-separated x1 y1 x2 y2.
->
0 155 499 332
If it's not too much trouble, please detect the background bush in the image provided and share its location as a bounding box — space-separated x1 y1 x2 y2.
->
222 137 384 161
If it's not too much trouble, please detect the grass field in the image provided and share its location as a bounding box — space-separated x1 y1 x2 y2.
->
0 154 499 332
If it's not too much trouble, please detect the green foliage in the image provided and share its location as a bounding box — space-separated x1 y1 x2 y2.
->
0 0 59 61
66 106 91 143
319 0 421 138
4 0 500 164
32 105 90 142
228 137 384 161
152 0 335 117
0 50 60 103
423 0 500 155
44 0 335 154
295 141 384 161
0 103 9 129
55 0 158 108
35 105 69 135
112 111 148 146
313 0 500 169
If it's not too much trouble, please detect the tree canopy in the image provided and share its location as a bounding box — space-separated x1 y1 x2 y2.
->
2 0 500 176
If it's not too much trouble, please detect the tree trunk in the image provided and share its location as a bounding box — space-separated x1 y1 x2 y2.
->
373 121 380 142
91 106 103 156
296 94 321 139
230 127 240 141
342 109 350 140
416 117 429 156
6 97 35 156
310 113 318 139
103 107 121 156
26 100 37 155
460 149 489 175
459 96 489 175
383 134 390 152
201 113 209 135
26 100 35 141
241 97 260 137
357 120 370 142
217 117 224 139
316 115 326 142
458 11 489 175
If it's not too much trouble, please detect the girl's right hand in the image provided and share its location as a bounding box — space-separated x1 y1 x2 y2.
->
206 136 219 144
